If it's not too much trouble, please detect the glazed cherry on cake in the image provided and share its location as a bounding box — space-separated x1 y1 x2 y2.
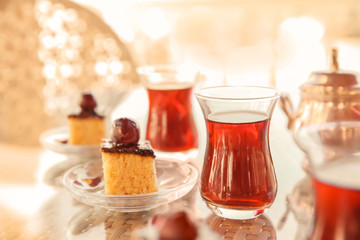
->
111 118 140 145
80 93 97 111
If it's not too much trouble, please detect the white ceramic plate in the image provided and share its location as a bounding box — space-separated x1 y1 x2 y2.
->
40 127 101 158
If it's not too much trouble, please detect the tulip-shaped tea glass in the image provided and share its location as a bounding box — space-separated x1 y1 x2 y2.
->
137 65 199 161
195 86 279 219
296 121 360 240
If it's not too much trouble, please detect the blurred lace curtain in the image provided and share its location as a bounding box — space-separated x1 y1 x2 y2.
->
0 0 139 146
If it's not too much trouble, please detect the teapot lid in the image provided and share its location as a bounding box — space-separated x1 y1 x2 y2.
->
301 48 360 96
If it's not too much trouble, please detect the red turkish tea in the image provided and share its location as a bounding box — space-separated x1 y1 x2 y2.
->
201 111 277 209
311 160 360 240
146 83 198 152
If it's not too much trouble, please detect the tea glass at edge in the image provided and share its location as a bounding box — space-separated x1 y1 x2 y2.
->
195 86 280 220
137 65 199 162
296 121 360 240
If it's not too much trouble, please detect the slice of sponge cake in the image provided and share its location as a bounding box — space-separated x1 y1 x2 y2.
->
101 118 158 195
68 93 105 145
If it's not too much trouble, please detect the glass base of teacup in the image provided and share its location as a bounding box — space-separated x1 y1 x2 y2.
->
204 200 268 220
152 148 199 162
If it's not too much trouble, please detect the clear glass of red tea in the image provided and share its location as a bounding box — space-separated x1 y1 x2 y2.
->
195 86 280 219
137 65 199 160
296 122 360 240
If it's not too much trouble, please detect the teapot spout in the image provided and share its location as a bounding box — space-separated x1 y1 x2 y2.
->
280 93 296 130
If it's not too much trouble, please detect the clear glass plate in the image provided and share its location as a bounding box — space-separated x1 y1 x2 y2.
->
63 159 199 212
40 127 101 158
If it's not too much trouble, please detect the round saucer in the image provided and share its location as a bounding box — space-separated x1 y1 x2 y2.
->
63 159 199 212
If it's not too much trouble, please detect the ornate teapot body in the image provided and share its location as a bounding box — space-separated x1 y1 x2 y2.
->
280 49 360 136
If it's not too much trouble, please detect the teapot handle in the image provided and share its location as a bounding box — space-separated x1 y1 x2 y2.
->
279 93 295 130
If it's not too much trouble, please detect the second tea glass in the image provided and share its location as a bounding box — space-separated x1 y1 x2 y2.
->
296 122 360 240
137 65 199 161
195 86 280 219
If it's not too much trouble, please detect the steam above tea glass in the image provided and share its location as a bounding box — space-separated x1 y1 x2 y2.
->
137 65 199 161
195 86 280 219
296 121 360 240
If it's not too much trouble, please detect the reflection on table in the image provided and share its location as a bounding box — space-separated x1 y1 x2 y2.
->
207 214 276 240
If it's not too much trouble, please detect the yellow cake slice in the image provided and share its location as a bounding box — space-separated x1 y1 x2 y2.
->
68 93 105 145
101 118 158 195
68 117 105 145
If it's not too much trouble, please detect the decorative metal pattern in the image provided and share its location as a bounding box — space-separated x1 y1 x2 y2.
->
0 0 46 146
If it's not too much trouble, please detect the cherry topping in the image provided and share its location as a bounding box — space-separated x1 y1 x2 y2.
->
80 93 97 111
111 118 140 145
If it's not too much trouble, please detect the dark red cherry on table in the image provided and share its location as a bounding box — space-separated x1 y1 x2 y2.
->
112 118 140 145
154 211 198 240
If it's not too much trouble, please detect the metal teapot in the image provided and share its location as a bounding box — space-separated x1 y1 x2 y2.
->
280 48 360 135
